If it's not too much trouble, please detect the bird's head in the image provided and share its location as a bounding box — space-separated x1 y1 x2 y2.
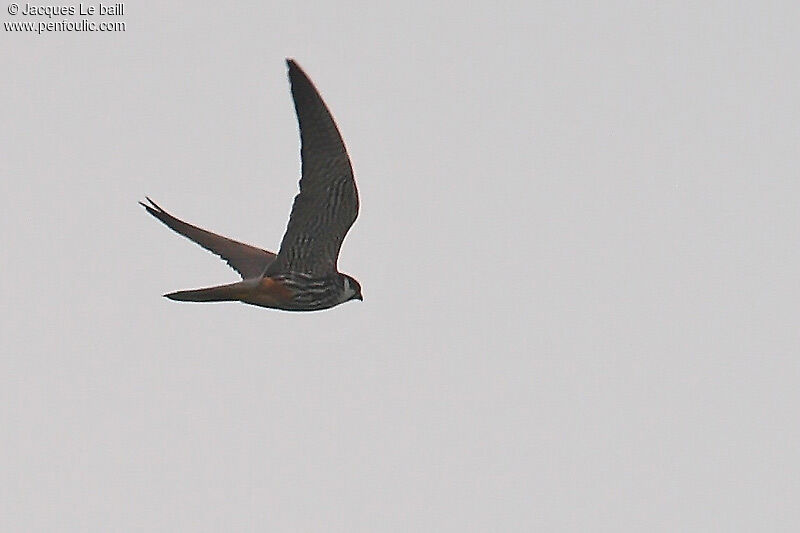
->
341 274 363 302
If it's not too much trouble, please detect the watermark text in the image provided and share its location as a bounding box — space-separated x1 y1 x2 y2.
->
5 3 126 33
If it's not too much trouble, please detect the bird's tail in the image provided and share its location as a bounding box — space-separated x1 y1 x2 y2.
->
164 281 249 303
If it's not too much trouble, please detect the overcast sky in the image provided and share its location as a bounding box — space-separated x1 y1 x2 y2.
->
2 1 799 531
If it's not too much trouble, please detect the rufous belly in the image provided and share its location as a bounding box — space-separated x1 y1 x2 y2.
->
241 277 294 308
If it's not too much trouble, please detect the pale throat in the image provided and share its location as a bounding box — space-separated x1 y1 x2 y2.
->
340 277 356 303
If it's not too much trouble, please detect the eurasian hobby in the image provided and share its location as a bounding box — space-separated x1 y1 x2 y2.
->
141 59 362 311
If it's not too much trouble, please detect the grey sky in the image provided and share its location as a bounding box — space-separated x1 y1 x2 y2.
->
2 1 799 531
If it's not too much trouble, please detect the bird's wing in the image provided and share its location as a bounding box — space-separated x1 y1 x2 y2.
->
140 197 276 280
266 59 359 277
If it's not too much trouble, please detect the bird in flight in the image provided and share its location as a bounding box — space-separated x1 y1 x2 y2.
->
141 59 362 311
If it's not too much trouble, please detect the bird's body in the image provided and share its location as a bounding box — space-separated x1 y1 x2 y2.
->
141 59 362 312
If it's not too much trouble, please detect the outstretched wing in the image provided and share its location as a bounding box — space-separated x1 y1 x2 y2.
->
266 59 359 277
140 197 276 280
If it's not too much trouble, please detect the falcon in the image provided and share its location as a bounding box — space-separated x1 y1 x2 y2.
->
141 59 362 311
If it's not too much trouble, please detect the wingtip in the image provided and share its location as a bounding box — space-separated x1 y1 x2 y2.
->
286 58 305 77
